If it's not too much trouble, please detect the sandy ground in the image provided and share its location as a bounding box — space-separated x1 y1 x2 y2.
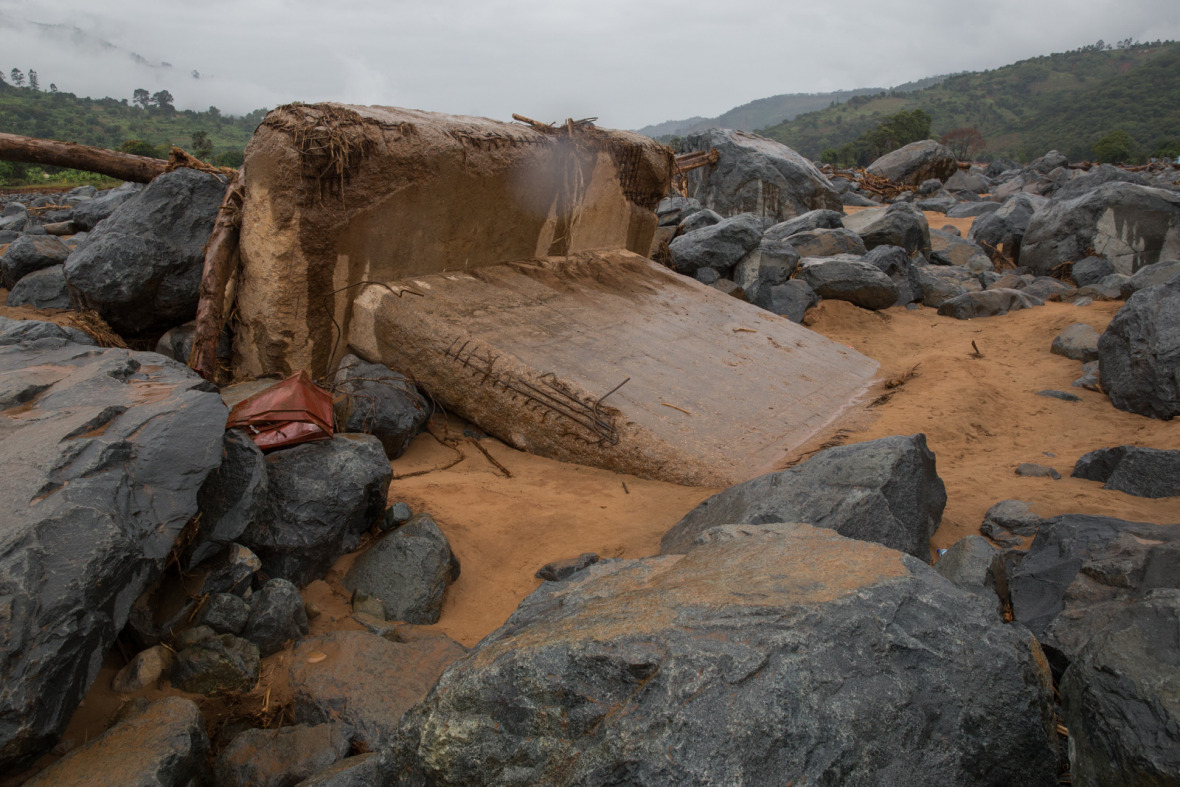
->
5 209 1180 778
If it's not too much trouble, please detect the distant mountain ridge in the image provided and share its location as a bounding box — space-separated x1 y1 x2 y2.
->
636 76 951 138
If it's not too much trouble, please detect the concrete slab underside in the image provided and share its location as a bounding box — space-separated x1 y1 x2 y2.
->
348 250 879 487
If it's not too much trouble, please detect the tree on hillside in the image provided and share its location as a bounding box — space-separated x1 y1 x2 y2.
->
27 70 38 91
940 127 986 160
10 69 24 87
133 88 150 109
120 139 165 159
151 90 175 112
190 130 212 160
1093 130 1134 163
208 105 222 126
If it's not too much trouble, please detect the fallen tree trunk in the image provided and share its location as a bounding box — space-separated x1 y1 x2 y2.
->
189 170 245 383
0 132 168 183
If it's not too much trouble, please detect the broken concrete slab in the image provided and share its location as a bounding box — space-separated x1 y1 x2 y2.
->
347 250 878 486
233 104 673 379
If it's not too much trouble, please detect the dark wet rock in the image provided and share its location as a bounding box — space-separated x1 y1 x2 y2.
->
841 190 879 207
536 552 601 581
1053 162 1150 201
1050 323 1100 362
391 523 1057 786
1078 272 1134 300
679 129 843 222
381 501 413 531
967 192 1052 263
1024 276 1076 301
982 499 1043 537
1021 182 1180 277
186 428 268 569
0 234 72 288
929 229 994 272
661 434 945 560
69 182 144 231
196 592 251 635
865 244 923 305
1070 255 1115 287
290 631 467 750
667 212 764 277
865 139 958 186
1009 514 1180 671
333 354 430 459
1036 389 1080 402
198 542 262 597
795 254 899 310
946 201 1000 218
781 227 866 258
5 264 70 309
171 633 260 694
64 169 229 335
343 513 458 624
732 238 799 305
214 723 351 787
916 195 957 213
1015 463 1060 479
1072 445 1180 498
760 279 818 322
296 753 389 787
1030 150 1068 174
678 208 721 234
842 202 932 258
0 332 225 770
153 319 231 366
694 267 719 285
917 178 944 195
916 267 968 307
1060 590 1180 786
23 697 208 787
243 578 310 656
937 288 1043 319
241 434 391 587
763 208 845 240
1098 277 1180 419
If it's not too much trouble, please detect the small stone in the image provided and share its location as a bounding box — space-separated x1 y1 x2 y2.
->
982 500 1043 536
173 625 216 649
380 501 413 531
171 634 260 695
242 578 310 656
352 591 387 621
196 593 250 635
1015 463 1061 480
1036 389 1080 402
536 553 601 581
111 646 173 693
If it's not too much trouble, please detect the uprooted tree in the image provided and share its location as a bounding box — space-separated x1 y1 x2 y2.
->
0 131 169 182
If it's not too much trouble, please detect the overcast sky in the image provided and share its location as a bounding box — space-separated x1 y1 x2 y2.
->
1 0 1177 130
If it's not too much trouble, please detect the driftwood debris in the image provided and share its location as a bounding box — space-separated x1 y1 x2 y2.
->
0 132 168 183
189 170 245 383
670 148 720 195
822 166 916 201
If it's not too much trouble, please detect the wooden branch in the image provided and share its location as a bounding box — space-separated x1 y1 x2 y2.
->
189 171 246 382
0 132 168 183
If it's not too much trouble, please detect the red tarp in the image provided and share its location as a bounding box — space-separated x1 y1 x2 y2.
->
226 371 334 450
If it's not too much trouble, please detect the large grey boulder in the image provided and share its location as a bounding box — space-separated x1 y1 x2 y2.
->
781 227 866 258
759 279 818 322
69 182 143 231
795 254 900 310
865 140 957 186
0 234 71 288
1072 445 1180 498
23 697 208 787
1059 590 1180 787
241 434 392 587
667 212 764 277
969 193 1045 264
763 208 845 240
1098 277 1180 419
1021 182 1180 276
64 168 229 335
0 316 94 346
661 434 945 560
944 168 991 194
390 523 1057 786
936 288 1044 319
6 264 71 309
290 631 467 751
1050 323 1100 362
866 244 923 305
0 328 226 770
1053 163 1149 201
843 202 931 258
215 723 351 787
1009 514 1180 672
732 239 799 306
242 578 310 655
929 228 993 272
344 513 459 624
333 354 430 459
1128 259 1180 293
680 129 843 222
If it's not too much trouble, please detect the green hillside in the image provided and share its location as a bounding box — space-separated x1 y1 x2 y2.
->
757 41 1180 163
0 79 266 178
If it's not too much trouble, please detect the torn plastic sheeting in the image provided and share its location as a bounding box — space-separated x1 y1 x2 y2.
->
226 370 335 450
